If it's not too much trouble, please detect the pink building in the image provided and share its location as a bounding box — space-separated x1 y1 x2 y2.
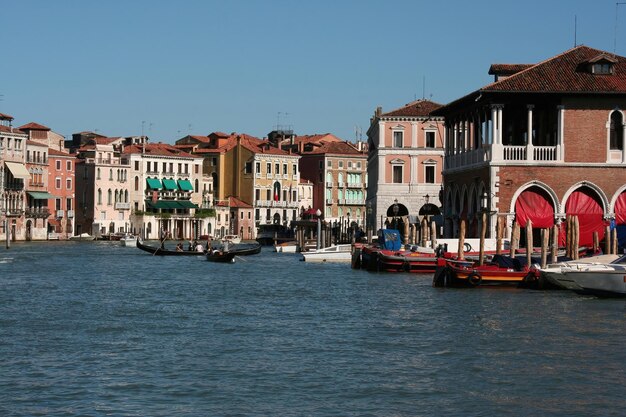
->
366 99 445 242
47 148 76 239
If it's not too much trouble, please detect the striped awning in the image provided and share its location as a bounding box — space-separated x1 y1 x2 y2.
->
4 161 30 179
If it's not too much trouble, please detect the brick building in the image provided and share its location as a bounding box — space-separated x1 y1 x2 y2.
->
433 46 626 248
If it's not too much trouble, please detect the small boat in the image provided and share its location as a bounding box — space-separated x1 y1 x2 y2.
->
540 254 626 297
136 240 206 256
222 234 241 244
433 254 536 287
206 249 236 263
120 233 137 247
274 241 298 253
376 249 440 273
70 233 95 241
229 242 262 256
302 244 353 262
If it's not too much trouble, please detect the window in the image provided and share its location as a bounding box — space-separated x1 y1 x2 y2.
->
56 160 61 170
327 160 332 168
178 163 182 174
266 189 271 200
56 198 62 210
97 189 102 205
425 166 435 183
393 131 403 147
134 176 139 191
107 189 112 205
593 63 613 74
66 198 72 211
255 189 260 201
195 165 199 174
97 168 101 180
609 110 624 150
135 161 140 170
275 163 279 175
348 161 352 168
338 161 343 168
256 162 261 174
109 169 113 180
267 163 272 174
212 157 217 166
245 162 252 174
292 164 297 175
66 179 72 190
425 131 436 148
162 162 167 172
241 212 244 219
283 164 287 175
357 161 361 169
255 209 260 220
56 177 61 189
392 166 403 183
147 161 151 172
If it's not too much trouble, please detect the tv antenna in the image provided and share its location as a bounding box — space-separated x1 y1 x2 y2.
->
615 2 626 54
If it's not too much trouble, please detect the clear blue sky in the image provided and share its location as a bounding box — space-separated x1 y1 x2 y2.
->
2 0 624 143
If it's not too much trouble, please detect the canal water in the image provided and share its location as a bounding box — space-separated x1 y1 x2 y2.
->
0 241 624 416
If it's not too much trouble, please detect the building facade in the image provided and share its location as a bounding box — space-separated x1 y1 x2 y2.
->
433 46 626 248
366 100 445 241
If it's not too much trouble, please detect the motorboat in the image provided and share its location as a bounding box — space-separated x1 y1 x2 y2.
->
70 233 95 241
433 254 536 287
301 244 353 262
274 241 298 253
222 235 241 244
120 233 138 247
540 254 626 297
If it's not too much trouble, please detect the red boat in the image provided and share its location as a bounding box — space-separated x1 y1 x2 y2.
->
433 254 538 287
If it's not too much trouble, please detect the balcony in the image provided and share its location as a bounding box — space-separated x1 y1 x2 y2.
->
267 173 273 179
56 209 64 218
255 173 262 178
115 202 131 210
344 199 365 205
326 181 333 187
445 144 559 170
25 207 50 218
26 157 48 164
346 182 362 188
67 210 75 218
337 182 344 188
326 198 334 204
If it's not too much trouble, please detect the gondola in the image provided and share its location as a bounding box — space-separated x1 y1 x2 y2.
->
229 242 262 256
136 239 206 256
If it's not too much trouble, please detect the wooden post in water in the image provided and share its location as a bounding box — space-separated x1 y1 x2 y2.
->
509 220 519 258
526 219 533 267
565 216 572 258
496 216 503 255
458 219 466 261
540 228 549 268
612 228 618 255
592 231 599 254
421 217 428 247
605 225 611 255
430 220 437 249
573 216 580 260
479 212 487 266
551 224 559 264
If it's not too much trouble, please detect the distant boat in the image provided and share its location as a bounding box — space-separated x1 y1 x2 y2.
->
302 244 353 262
70 233 95 241
274 241 298 253
136 240 205 256
120 233 137 247
206 249 236 263
222 234 241 244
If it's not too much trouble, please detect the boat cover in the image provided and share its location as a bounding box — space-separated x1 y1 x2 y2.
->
379 229 402 251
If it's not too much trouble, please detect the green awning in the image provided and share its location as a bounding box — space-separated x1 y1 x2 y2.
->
28 191 55 199
177 200 198 208
162 178 178 191
178 179 194 191
146 200 172 209
146 178 162 190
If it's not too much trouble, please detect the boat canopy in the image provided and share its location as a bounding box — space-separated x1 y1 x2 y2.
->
379 229 402 251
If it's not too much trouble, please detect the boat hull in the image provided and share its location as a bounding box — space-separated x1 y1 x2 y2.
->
136 240 205 256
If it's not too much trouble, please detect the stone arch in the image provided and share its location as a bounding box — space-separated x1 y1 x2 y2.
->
609 184 626 217
562 182 608 247
509 181 560 214
562 181 608 214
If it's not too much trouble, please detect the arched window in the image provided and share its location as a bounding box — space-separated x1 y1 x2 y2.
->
97 168 101 180
97 188 102 205
195 179 199 192
109 169 113 180
125 190 129 202
326 172 332 184
610 110 624 150
114 190 119 203
338 173 343 185
134 176 139 191
107 189 112 205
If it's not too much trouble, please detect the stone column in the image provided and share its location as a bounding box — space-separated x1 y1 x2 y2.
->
557 105 564 161
379 121 385 149
526 105 534 161
411 122 418 148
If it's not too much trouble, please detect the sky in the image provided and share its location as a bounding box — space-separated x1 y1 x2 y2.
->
2 0 625 144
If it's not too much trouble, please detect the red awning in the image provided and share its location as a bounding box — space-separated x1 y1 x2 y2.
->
615 192 626 225
515 188 555 228
48 218 60 226
563 189 605 246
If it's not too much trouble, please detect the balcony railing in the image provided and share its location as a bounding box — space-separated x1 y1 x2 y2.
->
26 157 48 164
346 182 362 188
326 181 333 187
56 209 64 218
344 199 365 205
67 210 75 218
503 146 527 161
326 198 334 204
25 207 50 218
115 202 131 210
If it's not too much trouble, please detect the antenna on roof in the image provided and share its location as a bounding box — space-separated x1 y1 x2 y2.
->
615 2 626 54
354 125 362 142
574 15 577 47
422 76 426 100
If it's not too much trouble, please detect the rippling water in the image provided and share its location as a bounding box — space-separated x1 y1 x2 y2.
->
0 241 625 416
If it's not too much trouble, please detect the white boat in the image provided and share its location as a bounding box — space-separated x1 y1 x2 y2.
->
274 241 298 253
70 233 95 241
120 233 138 247
222 235 241 244
541 254 626 297
302 244 353 262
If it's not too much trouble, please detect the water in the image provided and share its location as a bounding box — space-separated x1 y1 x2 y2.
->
0 241 625 416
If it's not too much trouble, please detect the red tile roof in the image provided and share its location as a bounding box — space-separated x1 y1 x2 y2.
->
123 142 195 158
0 112 14 120
483 45 626 93
18 122 50 131
488 64 533 76
48 148 72 157
292 133 342 146
381 99 443 117
26 140 47 147
215 196 253 208
302 140 364 155
0 125 24 134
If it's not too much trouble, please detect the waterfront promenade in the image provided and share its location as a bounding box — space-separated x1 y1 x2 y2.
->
1 241 624 416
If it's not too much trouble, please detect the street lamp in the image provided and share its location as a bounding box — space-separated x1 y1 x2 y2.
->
316 208 322 250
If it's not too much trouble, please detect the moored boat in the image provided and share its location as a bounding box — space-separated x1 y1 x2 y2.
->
301 244 353 262
206 249 236 263
120 233 138 247
70 233 95 241
433 254 536 287
274 241 298 253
